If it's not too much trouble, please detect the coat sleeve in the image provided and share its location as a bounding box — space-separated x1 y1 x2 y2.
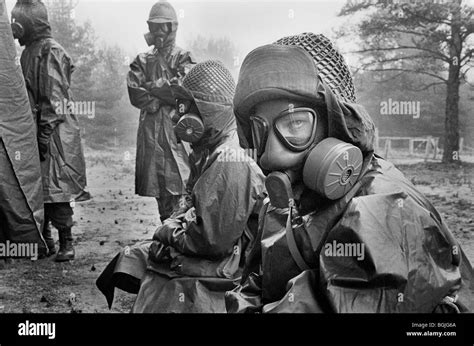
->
37 46 70 153
170 50 196 78
155 159 265 259
127 54 160 112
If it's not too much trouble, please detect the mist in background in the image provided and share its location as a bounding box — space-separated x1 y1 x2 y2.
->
5 0 473 158
6 0 348 60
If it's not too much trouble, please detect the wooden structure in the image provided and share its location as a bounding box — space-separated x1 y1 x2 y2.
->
374 129 454 160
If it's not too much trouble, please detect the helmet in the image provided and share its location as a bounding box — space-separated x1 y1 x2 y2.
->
148 1 178 24
275 33 356 103
11 0 51 47
183 60 235 104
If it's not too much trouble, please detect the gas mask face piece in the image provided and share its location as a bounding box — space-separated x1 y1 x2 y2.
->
144 22 175 47
251 106 363 207
174 99 205 143
264 138 363 208
11 20 24 40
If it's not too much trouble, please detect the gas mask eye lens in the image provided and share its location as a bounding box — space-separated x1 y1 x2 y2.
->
274 108 317 151
149 23 171 36
250 116 268 157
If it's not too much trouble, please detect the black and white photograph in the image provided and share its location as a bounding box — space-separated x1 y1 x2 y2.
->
0 0 473 344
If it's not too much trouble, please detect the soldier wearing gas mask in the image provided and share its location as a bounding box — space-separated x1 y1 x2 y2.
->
226 33 474 313
97 61 266 313
127 1 195 222
11 0 90 262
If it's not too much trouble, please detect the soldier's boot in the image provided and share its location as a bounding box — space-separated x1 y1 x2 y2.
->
55 227 75 262
42 221 56 256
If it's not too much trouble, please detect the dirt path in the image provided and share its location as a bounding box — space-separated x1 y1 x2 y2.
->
0 151 473 313
0 149 157 313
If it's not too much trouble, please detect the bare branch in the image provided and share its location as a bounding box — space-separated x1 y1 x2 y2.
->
372 54 439 64
350 46 450 62
402 5 452 26
364 67 448 82
404 81 446 91
374 72 405 83
383 27 431 37
460 49 473 64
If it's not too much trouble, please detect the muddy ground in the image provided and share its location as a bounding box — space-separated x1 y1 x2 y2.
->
0 149 473 313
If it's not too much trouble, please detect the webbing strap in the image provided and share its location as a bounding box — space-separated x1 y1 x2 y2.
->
285 200 310 272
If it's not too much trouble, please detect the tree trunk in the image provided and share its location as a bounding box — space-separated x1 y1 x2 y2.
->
443 71 460 163
442 3 462 163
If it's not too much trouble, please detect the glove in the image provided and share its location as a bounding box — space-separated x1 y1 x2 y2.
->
148 241 171 264
153 218 184 246
149 78 176 105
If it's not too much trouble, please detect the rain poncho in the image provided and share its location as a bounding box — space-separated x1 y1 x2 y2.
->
0 0 45 253
226 44 474 313
97 61 266 312
13 0 89 204
127 47 195 198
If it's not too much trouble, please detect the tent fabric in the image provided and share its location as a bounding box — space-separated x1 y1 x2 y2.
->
0 0 46 253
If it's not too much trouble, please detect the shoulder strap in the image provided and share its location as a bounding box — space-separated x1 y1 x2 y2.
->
285 201 310 272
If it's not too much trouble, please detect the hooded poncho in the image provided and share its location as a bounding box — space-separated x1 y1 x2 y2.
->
226 43 474 313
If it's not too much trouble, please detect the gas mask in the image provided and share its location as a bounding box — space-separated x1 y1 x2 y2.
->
250 107 363 209
144 22 177 48
173 99 205 143
11 20 24 40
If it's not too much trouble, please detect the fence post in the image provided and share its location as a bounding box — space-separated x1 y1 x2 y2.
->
374 128 379 153
424 136 432 161
433 138 439 160
409 139 414 155
385 138 391 159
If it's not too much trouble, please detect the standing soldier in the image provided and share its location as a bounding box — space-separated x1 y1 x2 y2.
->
11 0 90 262
127 1 195 222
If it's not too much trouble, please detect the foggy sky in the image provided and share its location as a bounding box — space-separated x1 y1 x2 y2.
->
6 0 349 61
5 0 473 81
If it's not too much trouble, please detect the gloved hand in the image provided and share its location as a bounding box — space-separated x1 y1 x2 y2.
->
148 240 171 264
169 77 181 86
153 218 182 239
148 78 176 105
153 218 184 246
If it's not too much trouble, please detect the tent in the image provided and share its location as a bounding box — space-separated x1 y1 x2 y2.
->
0 0 46 255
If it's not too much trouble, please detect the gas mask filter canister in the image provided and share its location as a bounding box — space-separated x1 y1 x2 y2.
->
302 137 363 200
265 137 363 208
174 113 204 143
173 100 205 143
